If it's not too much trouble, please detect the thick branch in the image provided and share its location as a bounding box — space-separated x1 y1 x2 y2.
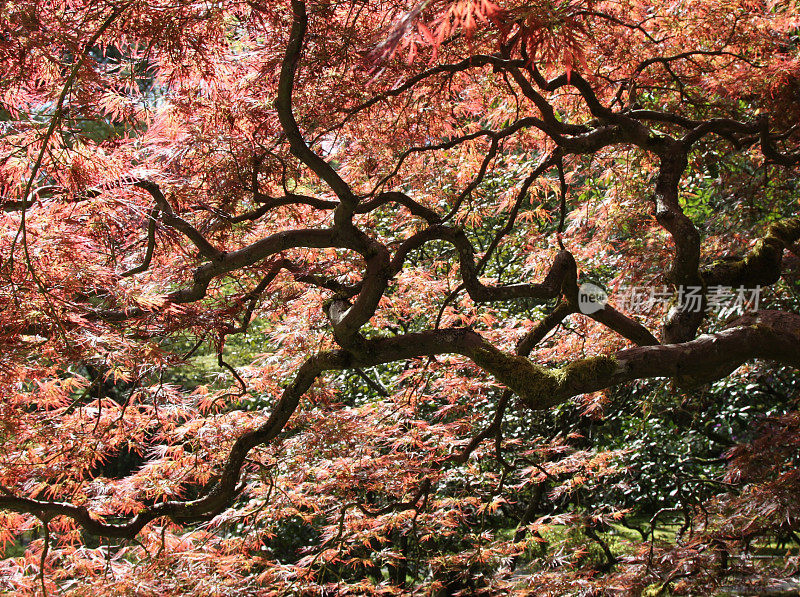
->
653 148 703 343
277 0 357 210
391 226 577 303
703 217 800 288
5 310 798 538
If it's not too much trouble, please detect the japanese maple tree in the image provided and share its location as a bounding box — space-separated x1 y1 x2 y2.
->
1 0 800 594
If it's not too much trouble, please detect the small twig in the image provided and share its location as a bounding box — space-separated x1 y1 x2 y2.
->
39 519 51 597
354 367 390 396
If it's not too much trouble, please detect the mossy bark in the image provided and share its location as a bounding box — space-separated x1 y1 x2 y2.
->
469 341 619 409
703 216 800 288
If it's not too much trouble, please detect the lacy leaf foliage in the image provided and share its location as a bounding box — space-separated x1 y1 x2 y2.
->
1 0 800 594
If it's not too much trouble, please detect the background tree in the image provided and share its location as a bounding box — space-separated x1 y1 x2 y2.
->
1 0 800 594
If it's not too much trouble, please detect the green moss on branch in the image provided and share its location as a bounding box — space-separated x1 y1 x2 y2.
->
703 216 800 288
469 342 618 409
